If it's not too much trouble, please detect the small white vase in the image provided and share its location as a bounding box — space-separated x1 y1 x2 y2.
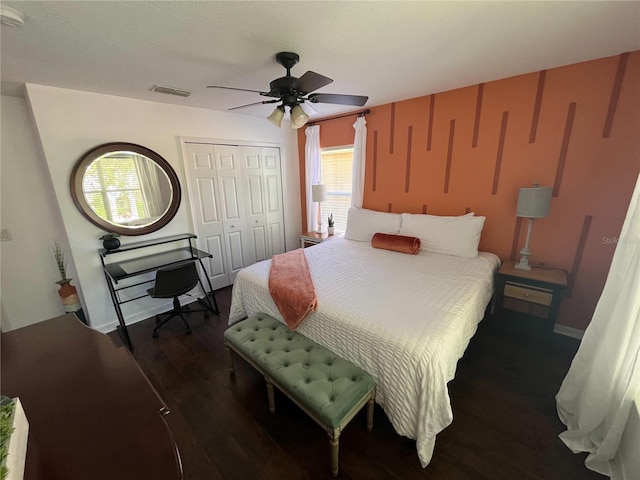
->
327 226 335 235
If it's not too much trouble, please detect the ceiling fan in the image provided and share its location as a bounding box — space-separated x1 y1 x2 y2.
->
207 52 368 128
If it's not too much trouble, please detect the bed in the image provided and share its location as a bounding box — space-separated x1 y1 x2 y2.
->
229 208 501 467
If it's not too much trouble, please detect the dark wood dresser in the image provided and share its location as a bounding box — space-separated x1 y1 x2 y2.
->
1 314 182 480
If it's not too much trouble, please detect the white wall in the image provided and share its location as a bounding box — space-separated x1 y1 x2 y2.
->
0 95 70 330
22 84 300 332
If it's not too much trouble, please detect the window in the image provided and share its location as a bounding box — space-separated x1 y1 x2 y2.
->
320 146 353 233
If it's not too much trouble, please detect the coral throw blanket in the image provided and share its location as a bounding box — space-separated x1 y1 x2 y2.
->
268 248 318 330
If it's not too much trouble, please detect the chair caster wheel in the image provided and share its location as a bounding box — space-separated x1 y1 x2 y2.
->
152 331 159 339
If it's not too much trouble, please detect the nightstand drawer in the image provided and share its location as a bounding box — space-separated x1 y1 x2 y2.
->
504 283 553 306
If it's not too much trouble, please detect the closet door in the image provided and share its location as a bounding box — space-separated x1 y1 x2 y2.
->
262 147 285 256
183 141 286 288
215 145 249 282
183 143 229 290
241 147 269 264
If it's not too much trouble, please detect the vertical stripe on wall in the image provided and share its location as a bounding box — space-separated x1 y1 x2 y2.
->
529 70 546 143
427 94 435 151
567 215 593 297
492 111 509 195
390 103 396 154
422 204 427 214
405 126 413 193
445 120 455 193
472 84 484 148
602 52 629 138
554 102 576 197
372 130 378 192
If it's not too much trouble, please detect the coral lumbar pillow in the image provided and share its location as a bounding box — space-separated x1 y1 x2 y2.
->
371 233 421 254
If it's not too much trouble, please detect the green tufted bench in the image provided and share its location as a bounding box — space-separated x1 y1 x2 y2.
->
224 313 376 476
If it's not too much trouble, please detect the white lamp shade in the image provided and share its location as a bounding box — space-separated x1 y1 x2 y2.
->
311 184 328 202
517 186 553 218
267 106 284 127
290 104 309 129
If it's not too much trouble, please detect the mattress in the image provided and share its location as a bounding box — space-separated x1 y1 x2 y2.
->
229 237 500 466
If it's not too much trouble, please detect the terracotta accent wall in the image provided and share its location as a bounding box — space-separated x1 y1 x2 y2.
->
298 52 640 331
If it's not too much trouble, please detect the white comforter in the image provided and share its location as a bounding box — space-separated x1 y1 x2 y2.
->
229 238 500 466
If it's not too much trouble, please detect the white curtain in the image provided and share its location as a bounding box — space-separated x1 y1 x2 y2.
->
305 125 321 232
556 172 640 476
351 116 367 208
135 155 164 217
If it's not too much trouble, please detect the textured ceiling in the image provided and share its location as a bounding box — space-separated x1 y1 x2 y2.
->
1 1 639 120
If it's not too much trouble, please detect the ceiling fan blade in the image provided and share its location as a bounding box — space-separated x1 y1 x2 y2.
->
207 85 270 95
292 71 333 94
229 99 279 111
301 102 317 116
307 93 368 106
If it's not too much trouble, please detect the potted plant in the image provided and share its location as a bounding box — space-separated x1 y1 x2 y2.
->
52 241 87 324
327 213 335 235
99 232 121 251
52 240 68 284
1 396 28 480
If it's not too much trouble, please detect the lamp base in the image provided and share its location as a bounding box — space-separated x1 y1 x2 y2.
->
515 218 534 270
515 255 532 271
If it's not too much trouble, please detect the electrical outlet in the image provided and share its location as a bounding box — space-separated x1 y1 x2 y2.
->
1 229 12 241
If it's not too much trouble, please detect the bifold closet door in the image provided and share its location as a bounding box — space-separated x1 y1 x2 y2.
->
216 145 264 282
262 147 285 257
183 143 230 290
184 142 286 288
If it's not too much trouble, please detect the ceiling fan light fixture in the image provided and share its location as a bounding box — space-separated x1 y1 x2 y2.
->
290 104 309 129
267 105 285 128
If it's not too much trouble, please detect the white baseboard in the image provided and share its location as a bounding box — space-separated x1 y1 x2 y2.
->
553 324 584 340
94 298 177 334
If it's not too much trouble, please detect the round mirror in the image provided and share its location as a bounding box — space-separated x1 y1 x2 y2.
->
70 143 181 236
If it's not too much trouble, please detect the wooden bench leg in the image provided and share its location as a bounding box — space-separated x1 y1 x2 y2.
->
265 377 275 414
329 433 340 477
367 395 375 432
225 344 235 376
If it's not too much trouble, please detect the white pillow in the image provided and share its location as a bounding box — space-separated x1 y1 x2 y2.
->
344 207 402 242
399 213 485 258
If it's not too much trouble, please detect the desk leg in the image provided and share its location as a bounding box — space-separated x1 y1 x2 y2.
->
104 272 134 350
196 257 220 314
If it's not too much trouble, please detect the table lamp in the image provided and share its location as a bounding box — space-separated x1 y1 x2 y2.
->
311 184 328 234
515 183 553 270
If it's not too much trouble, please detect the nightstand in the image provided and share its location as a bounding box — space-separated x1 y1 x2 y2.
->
300 231 340 248
494 260 568 330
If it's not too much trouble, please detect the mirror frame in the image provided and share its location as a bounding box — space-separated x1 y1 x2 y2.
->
70 142 181 236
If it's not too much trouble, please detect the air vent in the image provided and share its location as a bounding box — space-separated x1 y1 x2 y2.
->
151 85 191 98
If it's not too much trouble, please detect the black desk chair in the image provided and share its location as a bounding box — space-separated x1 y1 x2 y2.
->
148 261 209 338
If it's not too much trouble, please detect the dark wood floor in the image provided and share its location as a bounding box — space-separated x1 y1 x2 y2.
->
110 287 604 479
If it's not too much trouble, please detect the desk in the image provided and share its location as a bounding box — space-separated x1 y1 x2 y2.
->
0 314 183 480
101 233 219 350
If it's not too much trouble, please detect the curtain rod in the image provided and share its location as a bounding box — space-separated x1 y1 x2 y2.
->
307 109 370 126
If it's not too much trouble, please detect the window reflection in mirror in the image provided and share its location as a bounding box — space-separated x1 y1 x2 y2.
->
82 152 172 227
71 143 181 236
